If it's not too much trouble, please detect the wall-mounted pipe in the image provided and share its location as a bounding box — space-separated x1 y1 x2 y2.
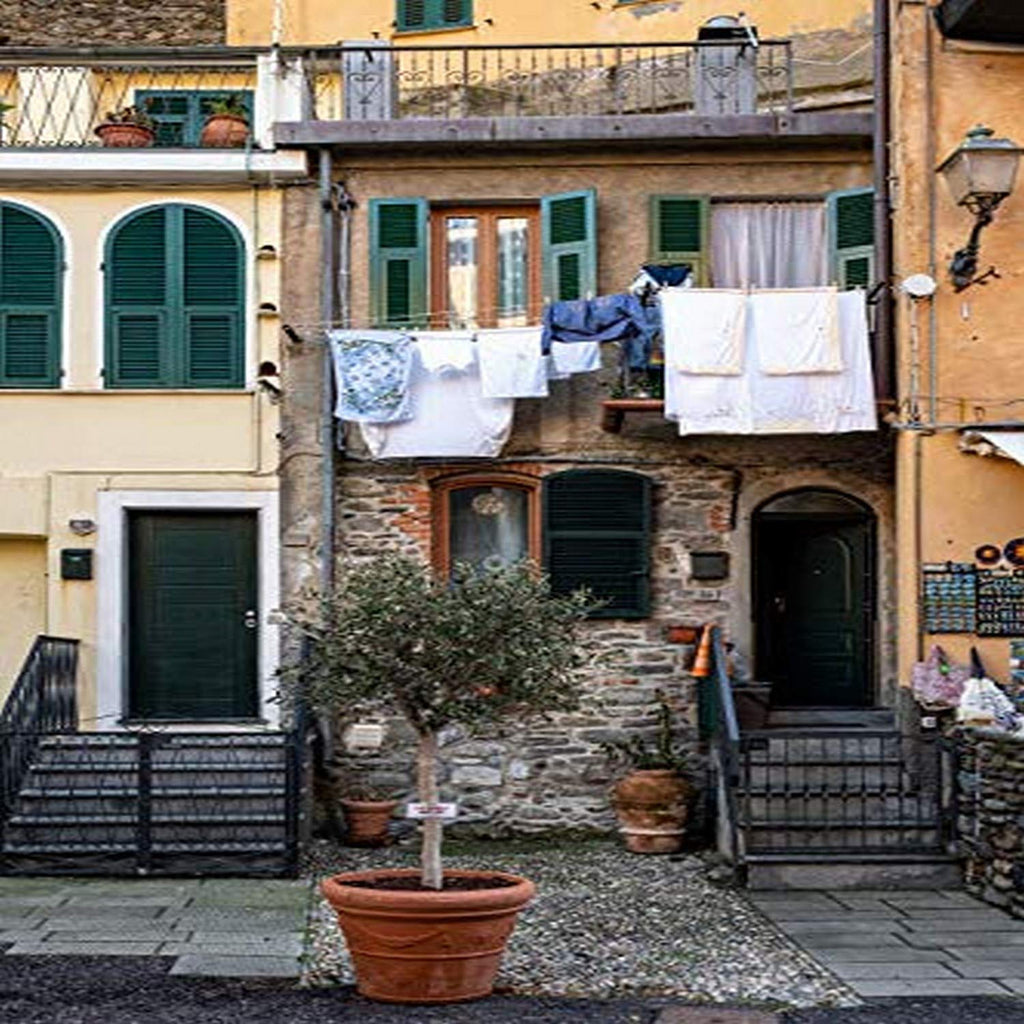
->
319 147 336 593
874 0 894 403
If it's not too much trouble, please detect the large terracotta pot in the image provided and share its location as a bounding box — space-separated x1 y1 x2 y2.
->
322 868 535 1003
340 798 397 847
611 769 692 854
200 114 249 148
94 123 154 148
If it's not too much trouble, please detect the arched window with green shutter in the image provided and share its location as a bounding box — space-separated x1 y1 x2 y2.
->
543 469 652 619
105 204 245 389
0 202 62 388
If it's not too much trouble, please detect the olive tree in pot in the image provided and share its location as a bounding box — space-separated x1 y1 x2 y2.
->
284 555 591 1004
604 692 693 854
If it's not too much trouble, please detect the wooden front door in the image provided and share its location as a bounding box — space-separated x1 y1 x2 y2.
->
128 512 258 721
755 514 873 707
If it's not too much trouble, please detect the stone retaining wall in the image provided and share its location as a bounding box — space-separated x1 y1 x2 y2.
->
957 728 1024 914
0 1 225 46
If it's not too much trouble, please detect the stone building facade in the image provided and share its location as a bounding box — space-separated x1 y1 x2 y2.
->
278 130 894 835
0 0 225 46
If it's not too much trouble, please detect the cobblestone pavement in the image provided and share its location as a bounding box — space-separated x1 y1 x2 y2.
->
753 888 1024 998
0 876 311 977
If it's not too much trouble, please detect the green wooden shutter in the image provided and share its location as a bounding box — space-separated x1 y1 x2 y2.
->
369 198 428 327
107 204 244 388
397 0 472 30
543 469 651 619
183 207 243 387
0 203 61 388
649 195 709 285
541 189 597 304
106 206 171 387
828 188 875 290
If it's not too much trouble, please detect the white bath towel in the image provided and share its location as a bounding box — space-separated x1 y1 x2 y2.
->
660 288 748 375
750 287 842 375
476 327 548 399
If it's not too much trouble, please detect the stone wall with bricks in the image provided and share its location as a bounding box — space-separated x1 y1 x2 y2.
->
1 0 225 46
957 728 1024 914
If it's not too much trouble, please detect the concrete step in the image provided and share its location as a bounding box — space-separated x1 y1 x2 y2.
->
765 707 897 729
14 792 286 817
744 853 962 890
745 823 941 851
741 793 937 822
742 733 904 764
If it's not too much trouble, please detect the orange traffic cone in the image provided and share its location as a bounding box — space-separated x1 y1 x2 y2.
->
691 624 713 678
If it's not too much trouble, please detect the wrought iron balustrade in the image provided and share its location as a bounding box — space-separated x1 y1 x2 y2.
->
307 40 794 122
0 50 260 148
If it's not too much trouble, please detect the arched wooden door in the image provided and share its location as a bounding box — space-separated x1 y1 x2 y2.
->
753 489 875 707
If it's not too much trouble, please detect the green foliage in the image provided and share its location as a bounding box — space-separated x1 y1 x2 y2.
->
101 106 154 129
205 94 250 120
603 692 689 774
283 555 595 737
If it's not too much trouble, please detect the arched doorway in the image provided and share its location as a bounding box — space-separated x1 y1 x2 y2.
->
753 488 876 707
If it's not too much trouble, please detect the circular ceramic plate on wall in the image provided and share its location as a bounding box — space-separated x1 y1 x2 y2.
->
1004 538 1024 567
976 544 1002 565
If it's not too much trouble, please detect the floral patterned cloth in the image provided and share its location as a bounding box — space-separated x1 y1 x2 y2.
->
328 330 414 423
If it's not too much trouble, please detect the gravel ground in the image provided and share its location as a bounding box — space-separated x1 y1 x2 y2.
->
302 838 858 1009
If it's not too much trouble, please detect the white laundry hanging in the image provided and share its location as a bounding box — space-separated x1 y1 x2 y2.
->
660 289 748 375
548 340 601 380
476 327 549 399
412 330 476 374
750 287 842 375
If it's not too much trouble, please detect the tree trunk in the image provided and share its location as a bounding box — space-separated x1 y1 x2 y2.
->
417 729 443 890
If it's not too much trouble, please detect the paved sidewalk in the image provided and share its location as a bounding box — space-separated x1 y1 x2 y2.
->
0 876 310 977
754 888 1024 998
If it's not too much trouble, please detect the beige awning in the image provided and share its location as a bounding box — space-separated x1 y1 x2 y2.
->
960 430 1024 465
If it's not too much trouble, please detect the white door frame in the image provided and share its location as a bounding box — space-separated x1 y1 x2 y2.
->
96 490 281 730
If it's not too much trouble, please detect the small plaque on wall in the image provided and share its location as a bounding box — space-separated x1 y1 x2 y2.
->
60 549 93 581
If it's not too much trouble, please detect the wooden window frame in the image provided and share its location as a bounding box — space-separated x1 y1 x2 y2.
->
429 204 542 329
431 471 542 577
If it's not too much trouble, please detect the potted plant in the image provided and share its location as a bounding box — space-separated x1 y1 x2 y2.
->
284 555 592 1004
339 780 400 848
0 101 13 141
199 95 250 148
94 107 155 148
603 691 693 854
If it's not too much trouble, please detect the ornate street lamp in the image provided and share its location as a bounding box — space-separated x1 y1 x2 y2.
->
937 125 1021 291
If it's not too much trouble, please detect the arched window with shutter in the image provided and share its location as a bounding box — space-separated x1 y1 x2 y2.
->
0 202 62 388
105 204 245 389
543 469 652 619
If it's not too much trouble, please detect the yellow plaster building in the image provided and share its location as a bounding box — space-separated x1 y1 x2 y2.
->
890 1 1024 689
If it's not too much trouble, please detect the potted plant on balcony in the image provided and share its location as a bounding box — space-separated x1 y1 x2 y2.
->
94 107 155 148
199 95 250 148
284 554 591 1004
603 691 693 854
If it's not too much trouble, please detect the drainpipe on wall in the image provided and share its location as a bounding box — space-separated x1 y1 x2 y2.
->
874 0 894 404
319 147 336 594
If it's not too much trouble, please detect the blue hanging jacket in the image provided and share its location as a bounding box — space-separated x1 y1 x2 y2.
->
541 293 660 369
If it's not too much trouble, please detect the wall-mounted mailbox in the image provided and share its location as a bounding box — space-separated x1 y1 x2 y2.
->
691 551 730 581
60 549 93 580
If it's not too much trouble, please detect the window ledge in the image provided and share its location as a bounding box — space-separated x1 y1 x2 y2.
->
394 23 476 36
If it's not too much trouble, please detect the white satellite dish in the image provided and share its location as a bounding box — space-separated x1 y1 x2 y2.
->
902 273 937 298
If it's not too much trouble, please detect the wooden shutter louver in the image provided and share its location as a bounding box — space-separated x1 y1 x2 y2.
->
828 188 875 290
370 198 428 326
0 203 61 387
541 189 597 305
649 195 709 285
544 469 652 619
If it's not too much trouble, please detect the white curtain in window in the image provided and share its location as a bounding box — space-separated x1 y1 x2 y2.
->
710 202 828 289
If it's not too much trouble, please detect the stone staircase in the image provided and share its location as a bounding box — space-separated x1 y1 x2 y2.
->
734 710 959 889
1 732 299 876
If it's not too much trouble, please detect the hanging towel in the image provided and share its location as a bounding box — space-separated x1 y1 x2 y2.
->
830 289 878 432
660 288 747 375
328 329 414 423
476 327 548 399
750 287 842 375
359 359 514 459
549 340 601 380
412 330 476 375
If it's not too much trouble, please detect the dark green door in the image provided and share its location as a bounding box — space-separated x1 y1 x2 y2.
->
755 517 873 707
128 512 258 720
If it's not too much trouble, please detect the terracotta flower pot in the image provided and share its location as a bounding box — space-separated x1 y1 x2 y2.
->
340 798 398 847
322 868 535 1003
94 123 154 148
611 768 692 854
200 114 249 148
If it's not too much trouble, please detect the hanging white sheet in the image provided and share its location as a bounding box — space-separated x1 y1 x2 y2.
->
412 330 476 374
548 340 602 380
476 327 549 399
660 288 747 375
750 287 842 375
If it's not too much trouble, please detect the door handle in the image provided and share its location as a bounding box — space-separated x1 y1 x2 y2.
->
772 594 786 615
243 609 258 629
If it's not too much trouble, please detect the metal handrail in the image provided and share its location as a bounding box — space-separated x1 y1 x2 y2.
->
706 626 743 868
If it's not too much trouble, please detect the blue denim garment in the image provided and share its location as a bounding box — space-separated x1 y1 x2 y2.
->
542 293 660 369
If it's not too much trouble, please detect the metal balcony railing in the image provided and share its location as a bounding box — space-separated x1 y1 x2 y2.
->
305 40 795 122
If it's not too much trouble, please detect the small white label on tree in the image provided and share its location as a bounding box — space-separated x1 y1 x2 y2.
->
406 802 458 821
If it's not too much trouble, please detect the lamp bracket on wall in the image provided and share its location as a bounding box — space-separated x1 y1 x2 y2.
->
950 199 1003 292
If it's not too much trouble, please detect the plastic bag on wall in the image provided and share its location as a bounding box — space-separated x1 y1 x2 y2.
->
911 645 970 710
957 676 1023 732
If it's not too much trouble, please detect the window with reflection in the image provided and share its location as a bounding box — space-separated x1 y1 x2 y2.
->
432 473 540 577
431 206 540 329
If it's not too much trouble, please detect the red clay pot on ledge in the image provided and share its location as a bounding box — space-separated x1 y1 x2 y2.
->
321 868 535 1003
611 769 692 854
94 123 154 148
340 798 398 847
200 114 250 148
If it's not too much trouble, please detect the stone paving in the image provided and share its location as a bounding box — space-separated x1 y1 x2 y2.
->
0 876 311 977
753 888 1024 998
